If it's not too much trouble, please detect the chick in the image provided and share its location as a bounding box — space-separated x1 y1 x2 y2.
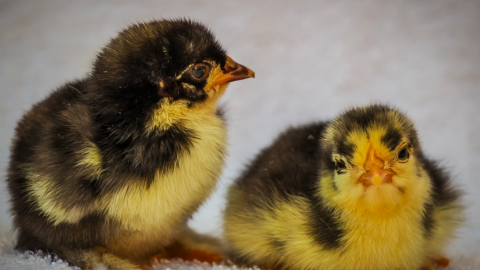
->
7 19 254 270
224 104 462 270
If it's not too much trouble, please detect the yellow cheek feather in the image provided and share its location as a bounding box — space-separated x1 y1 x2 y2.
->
204 64 226 93
147 99 191 132
147 64 227 133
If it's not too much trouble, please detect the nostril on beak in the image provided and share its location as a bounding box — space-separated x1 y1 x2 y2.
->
374 159 384 168
364 160 372 171
225 56 239 72
364 148 385 172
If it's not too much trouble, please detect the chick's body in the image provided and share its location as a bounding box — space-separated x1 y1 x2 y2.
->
8 19 253 269
224 105 462 270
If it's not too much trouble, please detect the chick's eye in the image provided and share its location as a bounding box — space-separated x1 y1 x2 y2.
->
398 146 410 162
335 160 347 174
189 63 210 81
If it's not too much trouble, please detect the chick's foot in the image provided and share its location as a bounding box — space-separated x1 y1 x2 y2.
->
150 242 224 265
435 257 450 267
420 257 450 270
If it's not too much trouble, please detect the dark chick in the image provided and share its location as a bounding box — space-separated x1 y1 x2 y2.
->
7 19 254 270
224 104 462 270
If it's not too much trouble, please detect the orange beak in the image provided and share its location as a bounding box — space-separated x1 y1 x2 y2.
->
359 148 394 187
210 56 255 87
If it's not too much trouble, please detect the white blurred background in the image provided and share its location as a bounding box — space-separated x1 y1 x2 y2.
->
0 1 479 269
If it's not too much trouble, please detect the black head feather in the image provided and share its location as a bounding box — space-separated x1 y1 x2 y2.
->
93 19 226 90
320 104 420 162
89 19 227 133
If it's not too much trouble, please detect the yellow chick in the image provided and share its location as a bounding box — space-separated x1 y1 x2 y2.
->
7 19 254 270
224 104 463 270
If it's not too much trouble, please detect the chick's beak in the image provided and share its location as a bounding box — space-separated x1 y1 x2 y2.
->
359 148 394 187
211 56 255 87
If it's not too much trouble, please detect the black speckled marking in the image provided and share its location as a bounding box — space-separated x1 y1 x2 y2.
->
337 140 355 158
228 122 346 251
382 127 402 151
331 176 338 192
422 202 435 238
269 235 287 253
307 196 345 250
417 153 461 207
233 123 326 211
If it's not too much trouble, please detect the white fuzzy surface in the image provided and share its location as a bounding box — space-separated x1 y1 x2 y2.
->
1 0 479 269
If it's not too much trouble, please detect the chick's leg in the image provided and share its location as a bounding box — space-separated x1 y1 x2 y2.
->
435 257 450 267
420 256 450 270
64 247 140 270
150 226 225 264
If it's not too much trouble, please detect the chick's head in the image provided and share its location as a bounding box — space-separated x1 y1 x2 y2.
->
90 19 254 132
320 105 431 215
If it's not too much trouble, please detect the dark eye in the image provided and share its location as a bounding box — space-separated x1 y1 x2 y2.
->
188 63 210 81
335 160 347 174
398 146 410 162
